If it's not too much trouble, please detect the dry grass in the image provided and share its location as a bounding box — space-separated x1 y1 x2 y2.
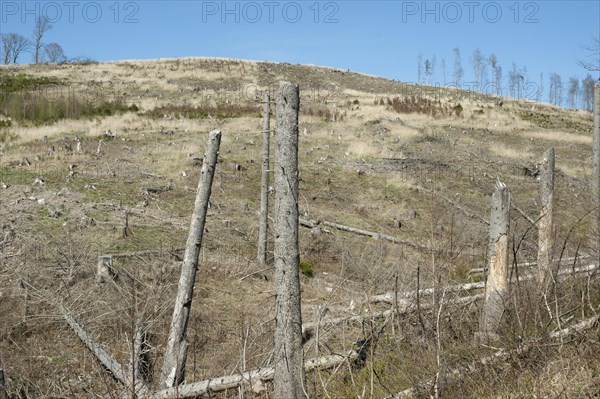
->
0 58 598 399
489 141 534 160
525 129 593 145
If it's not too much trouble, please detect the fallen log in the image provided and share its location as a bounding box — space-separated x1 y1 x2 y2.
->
384 314 600 398
152 351 358 399
369 263 599 305
302 295 483 341
61 307 129 386
299 217 476 255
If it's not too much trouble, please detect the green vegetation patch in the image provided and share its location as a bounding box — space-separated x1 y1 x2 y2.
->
144 103 259 120
0 73 61 93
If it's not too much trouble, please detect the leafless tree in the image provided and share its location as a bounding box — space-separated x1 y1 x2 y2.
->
33 16 52 64
577 36 600 72
417 54 423 84
1 33 31 64
538 72 544 102
582 74 596 111
488 54 502 95
548 73 564 106
424 59 432 84
0 35 10 64
453 47 464 86
441 58 446 85
567 77 580 109
43 42 66 63
471 48 485 89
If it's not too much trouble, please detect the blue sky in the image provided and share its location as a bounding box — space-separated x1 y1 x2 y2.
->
1 1 599 97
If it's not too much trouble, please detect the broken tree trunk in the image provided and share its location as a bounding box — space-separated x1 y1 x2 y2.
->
152 351 358 399
0 369 7 399
160 130 221 388
273 82 306 399
97 255 115 283
537 148 555 292
476 179 510 344
593 83 600 254
257 93 271 265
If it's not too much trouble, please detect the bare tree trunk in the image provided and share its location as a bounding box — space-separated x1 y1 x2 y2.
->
273 82 306 399
475 179 510 344
0 369 7 399
592 83 600 254
161 130 222 388
537 148 555 291
257 93 271 264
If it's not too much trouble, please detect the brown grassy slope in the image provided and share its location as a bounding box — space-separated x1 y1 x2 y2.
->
0 58 598 398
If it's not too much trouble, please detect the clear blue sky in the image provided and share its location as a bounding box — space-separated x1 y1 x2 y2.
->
1 1 599 97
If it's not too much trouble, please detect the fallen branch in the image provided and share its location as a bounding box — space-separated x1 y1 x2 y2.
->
299 217 475 255
369 263 599 305
61 307 129 386
103 247 185 260
303 295 483 341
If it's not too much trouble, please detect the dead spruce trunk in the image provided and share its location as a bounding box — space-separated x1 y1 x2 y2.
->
592 83 600 253
160 130 221 388
476 179 510 344
273 82 306 399
537 148 555 292
257 93 271 264
0 369 7 399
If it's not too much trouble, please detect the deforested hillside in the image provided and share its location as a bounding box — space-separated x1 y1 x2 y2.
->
0 58 598 398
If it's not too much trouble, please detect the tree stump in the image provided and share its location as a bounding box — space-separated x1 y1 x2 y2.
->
97 256 115 283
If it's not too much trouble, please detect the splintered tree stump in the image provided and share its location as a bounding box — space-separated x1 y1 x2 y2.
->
257 93 271 265
160 130 221 388
476 179 510 344
592 83 600 252
0 369 7 399
97 255 115 283
537 148 555 292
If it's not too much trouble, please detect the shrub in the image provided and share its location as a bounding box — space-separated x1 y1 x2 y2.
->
299 260 314 277
144 103 258 120
376 96 462 117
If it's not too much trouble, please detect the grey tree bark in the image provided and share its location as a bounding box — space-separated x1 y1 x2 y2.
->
0 369 7 399
476 179 510 344
97 255 114 283
592 84 600 253
152 351 357 399
273 82 306 399
61 307 129 385
537 148 555 291
257 93 271 264
161 130 221 388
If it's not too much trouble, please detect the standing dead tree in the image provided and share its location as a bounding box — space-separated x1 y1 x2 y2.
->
160 130 222 388
475 179 510 344
0 369 7 399
257 93 271 264
537 148 555 293
273 82 306 398
593 83 600 254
